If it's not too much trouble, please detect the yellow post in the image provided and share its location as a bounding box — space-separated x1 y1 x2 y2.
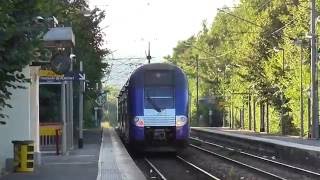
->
12 141 34 172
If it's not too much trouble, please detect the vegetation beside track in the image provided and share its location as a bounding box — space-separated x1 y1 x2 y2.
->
167 0 312 135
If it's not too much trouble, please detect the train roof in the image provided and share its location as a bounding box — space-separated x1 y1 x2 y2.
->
132 63 182 72
118 63 186 97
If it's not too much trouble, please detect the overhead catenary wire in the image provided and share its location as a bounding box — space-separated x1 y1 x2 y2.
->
217 8 263 28
219 1 303 39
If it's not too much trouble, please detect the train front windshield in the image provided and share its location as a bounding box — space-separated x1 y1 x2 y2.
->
144 70 174 111
144 87 174 111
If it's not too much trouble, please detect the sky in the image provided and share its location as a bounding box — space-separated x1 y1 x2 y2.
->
89 0 238 88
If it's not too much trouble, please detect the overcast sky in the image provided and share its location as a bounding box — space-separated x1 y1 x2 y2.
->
89 0 238 88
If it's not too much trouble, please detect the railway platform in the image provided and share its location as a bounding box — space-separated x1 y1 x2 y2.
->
191 127 320 168
0 127 145 180
97 127 146 180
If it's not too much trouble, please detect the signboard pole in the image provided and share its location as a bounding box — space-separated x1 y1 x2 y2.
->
61 81 67 155
94 107 98 127
79 61 84 148
69 62 74 150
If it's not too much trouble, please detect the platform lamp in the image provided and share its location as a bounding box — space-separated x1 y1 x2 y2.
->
293 38 309 137
273 47 285 135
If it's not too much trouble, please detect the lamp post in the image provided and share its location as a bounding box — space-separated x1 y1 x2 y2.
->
181 42 231 126
274 47 285 135
293 38 308 137
196 55 199 126
79 61 84 148
310 0 319 139
217 68 224 127
299 42 304 137
218 65 228 127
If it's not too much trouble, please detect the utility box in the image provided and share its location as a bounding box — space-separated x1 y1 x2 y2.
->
12 140 34 172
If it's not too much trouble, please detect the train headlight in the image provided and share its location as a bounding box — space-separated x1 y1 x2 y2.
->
134 116 144 127
176 115 187 127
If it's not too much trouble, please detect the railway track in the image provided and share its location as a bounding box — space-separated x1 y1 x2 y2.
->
144 156 221 180
190 136 320 180
144 157 168 180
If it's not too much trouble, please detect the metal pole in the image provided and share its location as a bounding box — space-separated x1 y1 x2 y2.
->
70 62 74 150
281 49 285 135
282 49 285 72
300 43 304 137
79 61 84 148
229 106 232 128
66 79 70 150
240 109 242 129
281 94 285 135
308 97 311 137
266 103 269 133
232 103 234 129
147 42 151 64
248 94 252 130
311 0 319 139
253 97 256 132
209 110 213 126
222 110 225 127
260 102 265 132
238 108 240 128
95 107 98 127
241 106 244 129
196 56 199 126
238 109 240 128
61 81 67 155
222 69 226 127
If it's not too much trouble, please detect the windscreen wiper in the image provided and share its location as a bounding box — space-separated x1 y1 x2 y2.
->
146 93 162 112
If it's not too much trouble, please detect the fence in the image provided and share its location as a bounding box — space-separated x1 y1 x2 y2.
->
40 123 62 155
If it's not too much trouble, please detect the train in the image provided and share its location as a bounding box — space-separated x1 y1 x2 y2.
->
117 63 189 151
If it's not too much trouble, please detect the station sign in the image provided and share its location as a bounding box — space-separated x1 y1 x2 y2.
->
39 70 85 83
95 94 107 106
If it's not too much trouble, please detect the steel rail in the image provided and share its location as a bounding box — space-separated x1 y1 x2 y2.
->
189 144 287 180
144 157 168 180
176 155 221 180
190 137 320 178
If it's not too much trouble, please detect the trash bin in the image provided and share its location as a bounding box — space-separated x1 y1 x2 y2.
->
12 140 34 172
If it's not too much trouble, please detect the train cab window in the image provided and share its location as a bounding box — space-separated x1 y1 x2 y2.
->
144 87 174 111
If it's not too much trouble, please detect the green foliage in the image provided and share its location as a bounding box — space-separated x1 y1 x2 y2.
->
0 0 110 123
167 0 312 135
0 0 43 118
103 86 120 127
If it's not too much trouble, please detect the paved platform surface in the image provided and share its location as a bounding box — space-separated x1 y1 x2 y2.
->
1 127 146 180
0 129 101 180
192 127 320 151
97 128 146 180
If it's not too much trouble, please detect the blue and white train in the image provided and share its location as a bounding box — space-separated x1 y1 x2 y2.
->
117 63 189 151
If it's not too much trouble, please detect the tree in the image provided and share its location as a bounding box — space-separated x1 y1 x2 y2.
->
0 0 110 124
168 0 310 135
0 0 44 118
